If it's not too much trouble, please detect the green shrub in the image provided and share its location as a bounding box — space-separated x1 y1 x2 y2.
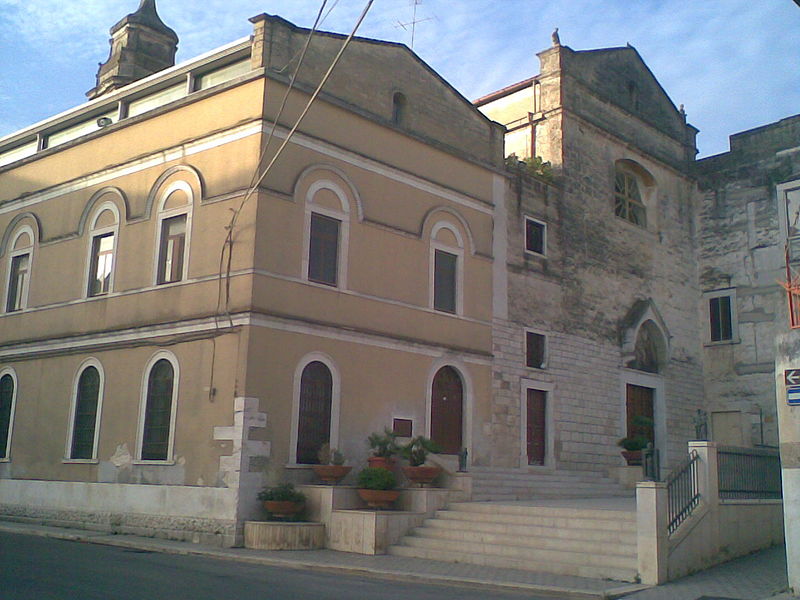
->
257 483 305 503
357 467 396 490
367 428 399 458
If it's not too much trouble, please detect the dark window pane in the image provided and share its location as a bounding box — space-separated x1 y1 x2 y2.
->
525 219 545 254
71 367 100 459
6 253 29 312
296 361 332 464
308 213 340 286
710 296 733 341
0 374 14 459
526 332 546 369
434 250 457 313
392 418 413 437
157 215 186 284
141 359 174 460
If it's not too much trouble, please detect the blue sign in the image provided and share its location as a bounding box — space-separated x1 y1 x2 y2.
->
788 386 800 406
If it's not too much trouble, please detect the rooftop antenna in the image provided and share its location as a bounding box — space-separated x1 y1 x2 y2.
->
395 0 432 49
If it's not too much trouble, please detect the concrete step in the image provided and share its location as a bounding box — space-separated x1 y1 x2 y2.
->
387 544 638 582
423 517 638 544
446 501 636 522
410 525 637 556
434 510 635 532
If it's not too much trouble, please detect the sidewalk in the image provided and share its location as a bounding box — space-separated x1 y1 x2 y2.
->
0 520 790 600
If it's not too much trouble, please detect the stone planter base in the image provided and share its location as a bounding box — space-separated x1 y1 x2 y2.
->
244 521 325 550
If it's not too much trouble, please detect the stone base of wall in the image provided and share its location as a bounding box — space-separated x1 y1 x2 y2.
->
0 479 239 547
244 521 324 550
327 510 425 554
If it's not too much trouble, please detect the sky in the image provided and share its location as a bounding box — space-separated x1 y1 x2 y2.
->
0 0 797 158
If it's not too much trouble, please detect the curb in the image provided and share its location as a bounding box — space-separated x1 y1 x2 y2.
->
0 522 649 599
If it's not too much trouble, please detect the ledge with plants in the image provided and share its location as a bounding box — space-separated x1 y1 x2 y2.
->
257 483 306 520
312 443 352 485
399 436 442 486
356 467 399 510
366 428 399 470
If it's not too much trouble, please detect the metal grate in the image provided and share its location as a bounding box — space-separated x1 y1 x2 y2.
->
718 446 782 500
666 450 700 535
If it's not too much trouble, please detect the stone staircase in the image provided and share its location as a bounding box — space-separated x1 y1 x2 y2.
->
470 466 634 501
388 498 639 581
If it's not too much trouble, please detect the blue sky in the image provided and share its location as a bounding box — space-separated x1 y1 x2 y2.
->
0 0 797 157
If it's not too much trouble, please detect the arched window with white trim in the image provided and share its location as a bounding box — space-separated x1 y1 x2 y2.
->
429 221 464 314
138 352 179 462
66 360 105 461
4 226 34 313
86 202 120 297
0 368 18 460
303 180 350 288
290 353 341 465
154 181 193 285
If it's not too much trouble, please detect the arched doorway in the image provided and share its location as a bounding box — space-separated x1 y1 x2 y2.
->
430 366 463 454
296 361 333 464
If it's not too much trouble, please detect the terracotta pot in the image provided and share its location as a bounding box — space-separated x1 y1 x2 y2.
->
312 464 352 485
402 465 441 486
621 450 643 466
263 500 304 519
367 456 395 470
357 488 400 510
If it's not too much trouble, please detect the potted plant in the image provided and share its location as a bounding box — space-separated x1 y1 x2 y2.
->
399 436 442 486
356 467 400 509
366 428 399 470
312 443 352 485
257 483 305 519
618 416 654 466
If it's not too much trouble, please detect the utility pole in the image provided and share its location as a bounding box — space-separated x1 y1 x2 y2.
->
395 0 432 49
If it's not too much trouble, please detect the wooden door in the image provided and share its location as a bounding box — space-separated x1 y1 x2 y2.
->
626 384 654 443
526 389 547 466
430 367 463 454
296 361 332 464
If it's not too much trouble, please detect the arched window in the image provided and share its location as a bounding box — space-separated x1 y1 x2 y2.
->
392 92 407 125
139 355 178 461
0 369 17 460
67 363 104 460
296 361 333 464
430 366 463 454
5 226 34 312
86 203 119 297
154 181 193 285
430 222 464 314
303 180 351 289
614 160 654 228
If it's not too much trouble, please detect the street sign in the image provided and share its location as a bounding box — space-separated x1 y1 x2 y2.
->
785 369 800 386
789 386 800 406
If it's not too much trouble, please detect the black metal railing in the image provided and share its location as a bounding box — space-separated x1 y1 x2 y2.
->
666 450 700 535
718 446 782 500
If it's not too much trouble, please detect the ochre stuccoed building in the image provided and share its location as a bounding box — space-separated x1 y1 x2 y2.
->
0 4 503 544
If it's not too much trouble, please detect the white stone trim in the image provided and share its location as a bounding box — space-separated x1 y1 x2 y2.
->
620 369 666 469
84 201 120 297
429 221 465 315
523 326 549 370
491 174 509 320
136 350 180 463
152 180 194 286
425 358 474 457
301 179 350 289
519 379 555 469
288 353 341 465
3 225 34 313
64 358 105 461
0 366 18 461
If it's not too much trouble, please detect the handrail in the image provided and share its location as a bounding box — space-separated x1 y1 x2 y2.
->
665 450 700 535
718 445 782 500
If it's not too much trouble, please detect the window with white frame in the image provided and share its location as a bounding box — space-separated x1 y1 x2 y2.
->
86 203 119 297
154 182 192 286
705 289 737 343
138 353 179 462
66 361 104 461
430 222 464 315
0 369 17 460
5 227 34 313
302 180 350 289
524 216 546 256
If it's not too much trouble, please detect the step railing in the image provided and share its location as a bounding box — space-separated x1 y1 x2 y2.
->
665 449 700 534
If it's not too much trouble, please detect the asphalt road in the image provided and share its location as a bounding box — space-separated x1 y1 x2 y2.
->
0 531 561 600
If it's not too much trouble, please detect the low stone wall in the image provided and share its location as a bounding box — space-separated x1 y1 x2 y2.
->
327 510 425 554
0 479 238 547
244 521 325 550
